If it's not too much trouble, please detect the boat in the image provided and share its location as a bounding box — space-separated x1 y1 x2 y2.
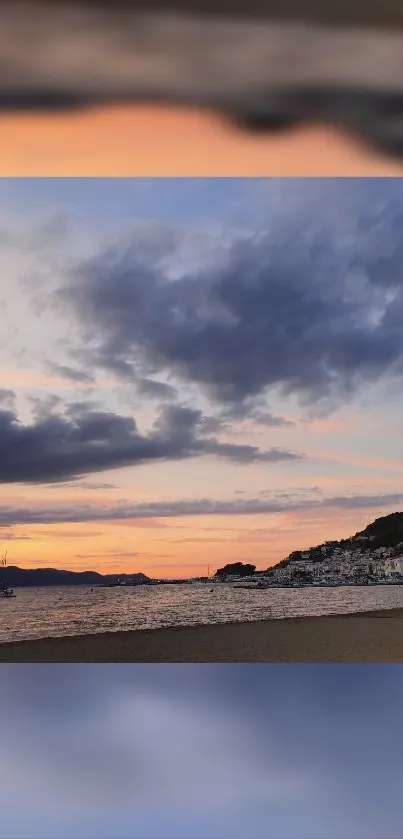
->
0 551 16 598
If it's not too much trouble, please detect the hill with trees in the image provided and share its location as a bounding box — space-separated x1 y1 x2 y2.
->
0 565 151 587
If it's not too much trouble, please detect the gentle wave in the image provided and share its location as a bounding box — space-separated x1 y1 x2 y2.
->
2 582 403 643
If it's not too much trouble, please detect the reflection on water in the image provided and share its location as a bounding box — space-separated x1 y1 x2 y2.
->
1 583 403 643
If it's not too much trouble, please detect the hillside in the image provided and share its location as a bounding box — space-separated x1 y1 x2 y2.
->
0 566 151 588
272 512 403 570
352 512 403 549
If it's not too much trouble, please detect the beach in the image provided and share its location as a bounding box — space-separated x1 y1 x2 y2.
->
1 608 403 662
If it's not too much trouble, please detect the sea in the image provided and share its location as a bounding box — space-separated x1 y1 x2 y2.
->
2 582 403 643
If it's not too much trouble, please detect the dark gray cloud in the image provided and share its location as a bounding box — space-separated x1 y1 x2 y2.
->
28 394 64 421
218 396 295 427
0 388 16 408
0 491 402 527
46 363 95 384
136 378 178 400
59 180 403 413
152 404 301 463
0 401 302 485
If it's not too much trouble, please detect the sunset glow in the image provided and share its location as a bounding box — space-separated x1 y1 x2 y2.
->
1 177 403 577
1 106 403 177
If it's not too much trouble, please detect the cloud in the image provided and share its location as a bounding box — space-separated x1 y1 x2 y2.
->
152 404 302 463
136 377 178 400
1 665 403 839
0 388 16 408
218 396 295 427
75 551 141 559
0 491 402 527
46 362 95 384
47 481 119 490
0 670 311 838
0 401 304 485
58 180 403 415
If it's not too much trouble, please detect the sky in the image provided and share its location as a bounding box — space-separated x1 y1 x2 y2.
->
4 0 403 177
1 106 403 177
1 177 403 577
1 663 403 839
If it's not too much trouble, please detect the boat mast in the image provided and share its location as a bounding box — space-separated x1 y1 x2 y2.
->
0 550 7 588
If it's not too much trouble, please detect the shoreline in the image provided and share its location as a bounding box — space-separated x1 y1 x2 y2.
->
2 607 403 662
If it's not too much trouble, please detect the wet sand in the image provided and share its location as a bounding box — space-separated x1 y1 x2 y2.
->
1 608 403 662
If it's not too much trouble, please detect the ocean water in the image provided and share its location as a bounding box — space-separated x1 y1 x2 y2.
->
1 582 403 643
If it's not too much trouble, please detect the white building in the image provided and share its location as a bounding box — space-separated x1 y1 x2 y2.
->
274 565 293 581
295 559 317 572
384 555 403 576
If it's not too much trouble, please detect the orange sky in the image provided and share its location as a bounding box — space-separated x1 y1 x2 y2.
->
1 105 403 176
3 505 398 579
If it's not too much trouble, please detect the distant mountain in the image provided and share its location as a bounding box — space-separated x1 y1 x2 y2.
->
0 565 151 588
272 512 403 570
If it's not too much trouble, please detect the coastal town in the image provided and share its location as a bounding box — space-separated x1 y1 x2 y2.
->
267 541 403 587
213 513 403 588
2 513 403 592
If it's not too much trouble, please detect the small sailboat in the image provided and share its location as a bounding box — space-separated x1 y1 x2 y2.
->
0 551 16 598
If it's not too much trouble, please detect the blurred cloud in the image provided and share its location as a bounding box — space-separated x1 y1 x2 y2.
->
0 665 403 839
4 0 403 168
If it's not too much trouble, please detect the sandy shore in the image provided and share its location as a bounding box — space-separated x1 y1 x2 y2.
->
2 608 403 661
